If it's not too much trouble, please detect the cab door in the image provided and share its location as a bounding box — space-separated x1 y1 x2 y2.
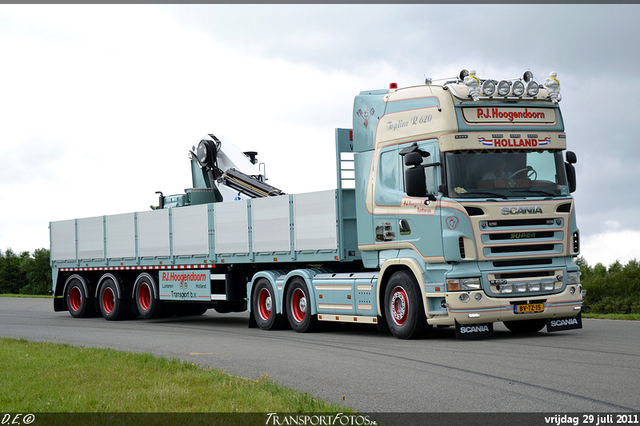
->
397 140 443 260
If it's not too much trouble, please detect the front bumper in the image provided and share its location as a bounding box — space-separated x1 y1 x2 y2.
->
435 285 583 325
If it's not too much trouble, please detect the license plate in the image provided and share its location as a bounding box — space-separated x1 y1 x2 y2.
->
514 303 544 314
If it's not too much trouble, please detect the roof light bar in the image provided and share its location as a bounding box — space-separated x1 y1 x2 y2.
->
452 69 561 101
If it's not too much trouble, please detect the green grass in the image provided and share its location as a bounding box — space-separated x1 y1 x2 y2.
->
582 313 640 320
0 293 51 298
0 338 349 413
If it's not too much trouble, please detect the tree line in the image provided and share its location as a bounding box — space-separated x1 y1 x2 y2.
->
577 256 640 314
1 248 639 314
0 248 52 295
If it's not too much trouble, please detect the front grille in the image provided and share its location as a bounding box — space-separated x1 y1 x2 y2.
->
490 244 555 254
489 231 554 241
493 258 553 268
486 218 556 227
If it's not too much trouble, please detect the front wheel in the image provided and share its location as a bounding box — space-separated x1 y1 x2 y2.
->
503 319 546 334
286 278 318 333
384 271 431 339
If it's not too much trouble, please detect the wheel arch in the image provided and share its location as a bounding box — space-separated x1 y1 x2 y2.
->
95 272 125 299
62 274 92 310
248 270 285 315
132 272 159 300
281 269 323 317
377 259 427 319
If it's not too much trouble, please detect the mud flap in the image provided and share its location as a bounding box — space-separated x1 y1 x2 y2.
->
455 320 494 339
547 313 582 332
53 297 64 312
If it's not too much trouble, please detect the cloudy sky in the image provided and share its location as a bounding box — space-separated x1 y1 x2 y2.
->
1 4 638 267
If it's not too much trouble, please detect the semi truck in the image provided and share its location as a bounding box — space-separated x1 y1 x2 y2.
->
50 69 584 339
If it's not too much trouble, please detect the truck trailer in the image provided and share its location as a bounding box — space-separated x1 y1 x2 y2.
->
50 69 584 339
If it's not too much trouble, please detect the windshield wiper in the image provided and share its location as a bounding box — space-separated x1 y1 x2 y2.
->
462 190 508 199
511 189 556 197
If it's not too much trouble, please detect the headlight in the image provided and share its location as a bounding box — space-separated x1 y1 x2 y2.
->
499 284 513 294
542 281 555 291
567 271 581 285
447 278 481 291
512 81 525 96
497 80 511 96
528 283 541 292
482 80 496 96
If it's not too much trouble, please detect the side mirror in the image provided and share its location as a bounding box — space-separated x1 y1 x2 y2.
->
566 150 577 164
403 151 423 167
565 163 577 193
405 166 426 197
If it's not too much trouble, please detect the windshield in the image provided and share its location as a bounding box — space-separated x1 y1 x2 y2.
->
445 150 569 199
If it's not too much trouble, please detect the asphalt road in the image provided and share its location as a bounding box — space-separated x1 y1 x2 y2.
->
1 297 639 413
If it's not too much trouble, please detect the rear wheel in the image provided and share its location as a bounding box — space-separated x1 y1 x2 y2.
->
99 278 132 321
252 279 286 330
384 271 431 339
135 275 164 319
66 278 95 318
503 319 546 334
286 278 318 333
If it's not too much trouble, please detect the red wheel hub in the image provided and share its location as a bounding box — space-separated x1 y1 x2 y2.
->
258 288 272 321
69 287 82 312
139 283 151 311
291 288 307 323
102 287 115 314
390 286 408 326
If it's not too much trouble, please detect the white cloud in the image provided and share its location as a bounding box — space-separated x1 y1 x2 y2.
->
580 230 640 267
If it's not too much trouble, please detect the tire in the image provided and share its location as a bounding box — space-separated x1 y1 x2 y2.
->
65 278 95 318
286 278 318 333
384 271 431 339
252 279 286 330
99 278 132 321
503 319 546 334
135 275 164 319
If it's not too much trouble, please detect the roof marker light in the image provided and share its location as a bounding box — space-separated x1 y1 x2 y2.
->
389 82 398 89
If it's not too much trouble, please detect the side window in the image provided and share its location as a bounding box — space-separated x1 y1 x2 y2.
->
401 140 438 196
375 148 403 205
379 150 400 192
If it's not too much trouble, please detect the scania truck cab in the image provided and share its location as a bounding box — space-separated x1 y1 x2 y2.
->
351 69 582 337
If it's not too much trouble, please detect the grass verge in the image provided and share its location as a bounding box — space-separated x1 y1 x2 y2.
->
0 293 51 298
582 313 640 320
0 338 349 413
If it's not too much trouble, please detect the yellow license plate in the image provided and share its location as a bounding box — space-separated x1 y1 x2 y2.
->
514 303 544 314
